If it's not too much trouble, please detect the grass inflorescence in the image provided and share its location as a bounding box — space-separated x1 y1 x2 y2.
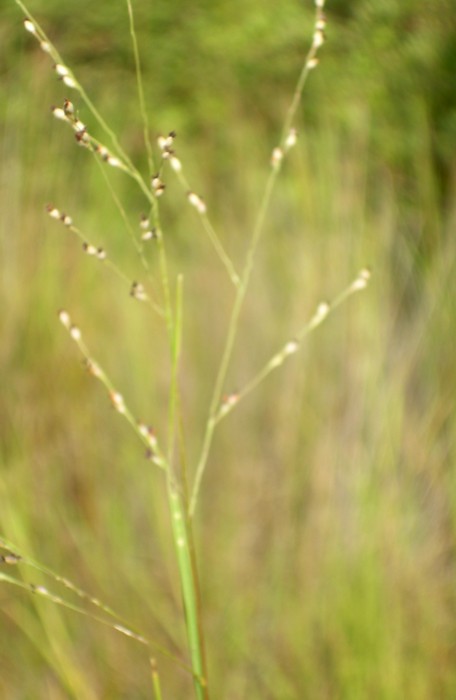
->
0 0 406 697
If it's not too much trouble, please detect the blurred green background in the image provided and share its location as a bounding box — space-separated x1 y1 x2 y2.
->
1 0 456 697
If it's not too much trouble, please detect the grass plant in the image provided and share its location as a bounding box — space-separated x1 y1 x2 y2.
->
2 0 455 698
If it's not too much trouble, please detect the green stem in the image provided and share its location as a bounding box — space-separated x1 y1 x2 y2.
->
166 277 209 697
190 9 323 516
166 486 209 699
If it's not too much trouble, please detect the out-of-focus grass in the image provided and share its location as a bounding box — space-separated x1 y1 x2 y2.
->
1 3 456 699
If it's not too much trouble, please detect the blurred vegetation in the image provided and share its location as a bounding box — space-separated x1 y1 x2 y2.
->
1 0 456 698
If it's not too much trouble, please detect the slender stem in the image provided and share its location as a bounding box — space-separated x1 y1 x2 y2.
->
190 5 325 516
166 487 209 699
0 569 189 671
126 0 155 175
121 4 209 691
168 276 183 467
212 270 371 424
150 659 164 700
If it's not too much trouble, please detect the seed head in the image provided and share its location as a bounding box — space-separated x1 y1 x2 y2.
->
32 585 49 595
73 119 86 133
351 268 371 291
158 131 176 151
62 75 77 89
130 282 147 301
96 145 109 161
285 128 297 150
58 309 71 328
284 340 299 355
75 130 90 145
82 242 97 256
141 229 158 241
55 64 70 77
84 358 102 378
223 392 239 408
110 391 126 414
187 192 207 214
271 147 283 167
315 301 330 320
170 156 182 172
138 422 157 448
313 30 325 48
63 99 75 116
140 215 150 230
1 552 22 565
51 106 67 121
151 174 164 190
61 214 73 227
107 155 122 168
24 19 37 35
46 204 61 219
70 324 81 341
96 248 107 261
307 57 319 70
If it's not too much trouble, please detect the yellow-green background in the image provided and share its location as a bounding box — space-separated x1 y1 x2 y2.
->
1 0 456 697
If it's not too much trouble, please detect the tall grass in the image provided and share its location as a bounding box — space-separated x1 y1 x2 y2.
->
1 0 456 698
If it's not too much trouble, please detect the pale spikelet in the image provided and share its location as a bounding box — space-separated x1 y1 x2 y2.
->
351 268 371 291
96 248 107 261
141 229 157 241
33 585 48 595
51 106 67 121
23 19 37 35
73 119 86 133
61 214 73 227
75 129 90 145
110 391 126 414
84 358 102 378
223 393 239 408
284 340 299 356
1 552 22 565
70 324 82 341
218 392 239 417
58 309 71 329
138 422 157 449
47 204 73 228
82 242 98 256
315 301 330 320
307 57 319 70
96 145 109 161
151 174 165 194
130 282 147 301
170 156 182 172
284 128 297 150
46 204 61 219
271 147 283 167
313 30 325 49
139 215 150 231
55 64 70 77
157 131 176 151
63 99 75 116
187 192 207 214
62 76 77 89
106 155 122 168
